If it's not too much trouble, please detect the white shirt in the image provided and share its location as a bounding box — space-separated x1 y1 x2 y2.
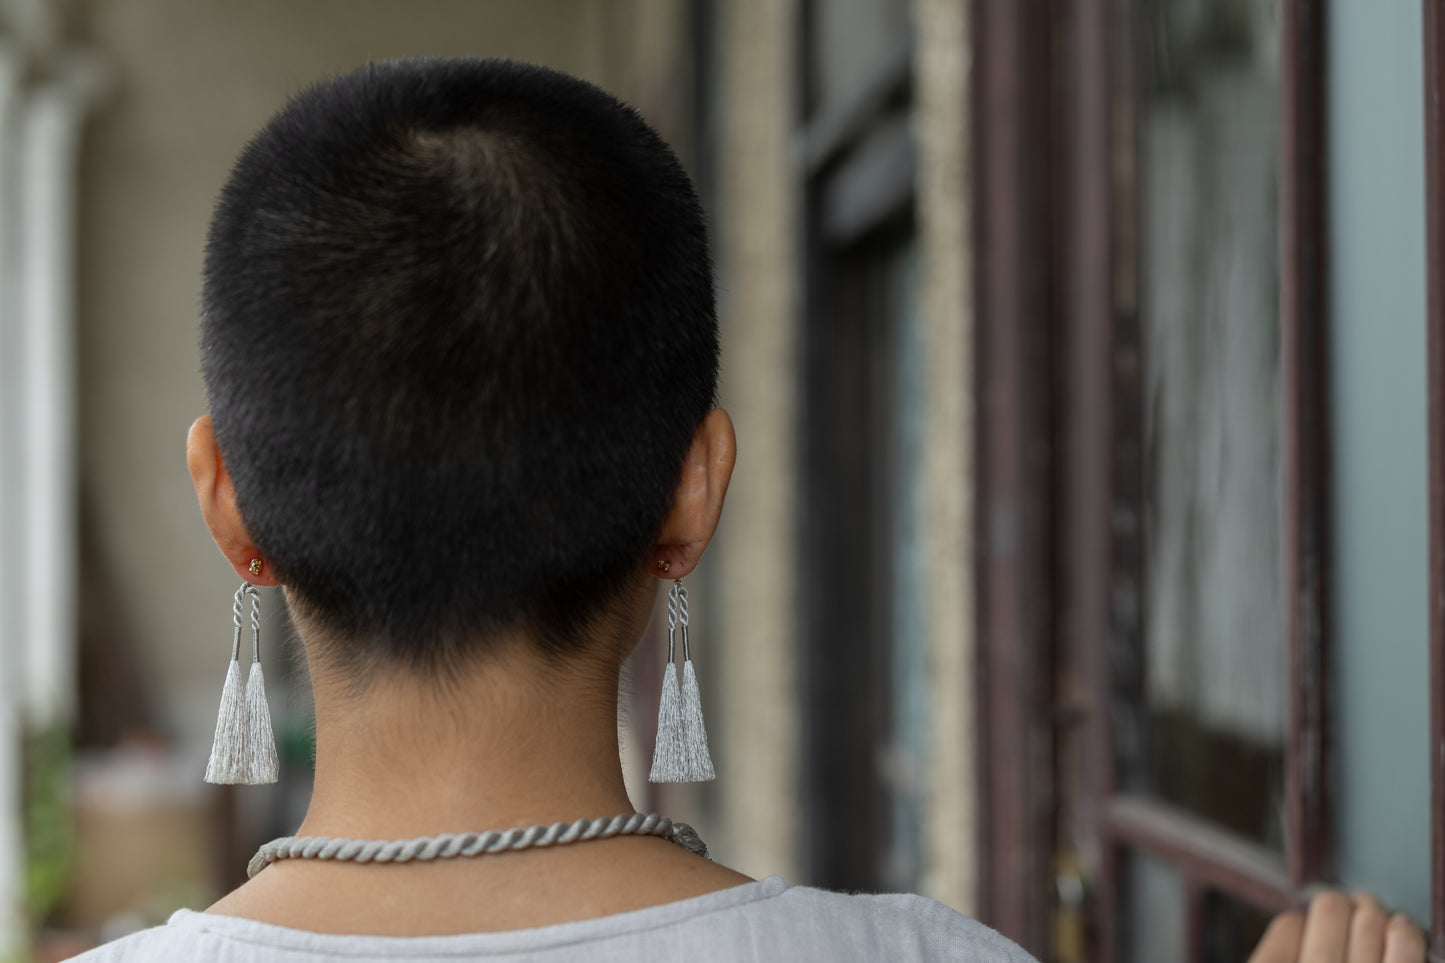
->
68 876 1038 962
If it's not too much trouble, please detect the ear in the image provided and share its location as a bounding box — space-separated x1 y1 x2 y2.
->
652 408 736 580
186 415 280 586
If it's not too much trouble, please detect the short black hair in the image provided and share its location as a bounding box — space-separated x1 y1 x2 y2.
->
201 57 718 670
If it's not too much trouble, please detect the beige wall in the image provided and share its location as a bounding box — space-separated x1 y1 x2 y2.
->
73 0 685 757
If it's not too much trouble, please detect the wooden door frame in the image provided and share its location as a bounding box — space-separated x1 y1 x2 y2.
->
1424 0 1445 954
972 0 1058 953
975 1 1333 958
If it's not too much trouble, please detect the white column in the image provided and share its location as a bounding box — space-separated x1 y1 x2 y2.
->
18 58 102 729
0 38 27 963
0 40 104 953
713 0 803 881
913 0 978 915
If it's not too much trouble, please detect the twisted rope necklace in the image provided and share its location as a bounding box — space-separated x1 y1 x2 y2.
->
248 812 708 879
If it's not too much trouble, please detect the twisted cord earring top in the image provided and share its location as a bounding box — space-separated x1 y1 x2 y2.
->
229 585 247 660
246 584 262 663
674 581 689 626
674 582 691 660
666 581 681 660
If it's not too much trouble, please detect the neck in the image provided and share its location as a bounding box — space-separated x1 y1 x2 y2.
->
297 642 635 841
211 611 756 936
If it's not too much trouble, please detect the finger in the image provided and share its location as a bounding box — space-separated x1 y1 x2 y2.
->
1345 893 1388 963
1299 891 1354 963
1382 912 1426 963
1248 911 1305 963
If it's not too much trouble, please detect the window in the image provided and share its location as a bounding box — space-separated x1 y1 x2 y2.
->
797 1 926 893
975 0 1350 958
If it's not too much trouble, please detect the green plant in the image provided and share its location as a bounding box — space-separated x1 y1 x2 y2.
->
22 725 74 929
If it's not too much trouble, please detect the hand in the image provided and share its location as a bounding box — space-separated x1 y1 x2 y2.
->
1248 891 1426 963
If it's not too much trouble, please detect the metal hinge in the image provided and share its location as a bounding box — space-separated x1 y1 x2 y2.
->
1053 853 1089 963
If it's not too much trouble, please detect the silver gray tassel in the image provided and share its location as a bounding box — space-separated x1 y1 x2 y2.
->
650 581 715 783
649 662 685 782
243 662 278 784
203 656 246 783
241 585 279 784
679 658 715 781
205 583 279 785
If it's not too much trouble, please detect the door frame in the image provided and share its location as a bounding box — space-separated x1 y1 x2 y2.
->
974 1 1335 958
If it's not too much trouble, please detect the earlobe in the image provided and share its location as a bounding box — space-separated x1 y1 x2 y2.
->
652 408 736 579
187 415 279 586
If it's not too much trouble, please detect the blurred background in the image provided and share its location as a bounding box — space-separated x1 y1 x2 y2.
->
0 0 1438 960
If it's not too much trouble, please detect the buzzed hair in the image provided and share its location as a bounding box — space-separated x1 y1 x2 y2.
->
201 58 718 670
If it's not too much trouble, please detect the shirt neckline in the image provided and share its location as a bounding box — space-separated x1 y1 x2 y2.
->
165 875 791 955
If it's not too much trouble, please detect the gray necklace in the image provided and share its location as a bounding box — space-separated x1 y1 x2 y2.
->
248 812 708 879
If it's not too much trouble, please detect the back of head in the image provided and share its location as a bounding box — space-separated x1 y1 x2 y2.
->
201 58 718 671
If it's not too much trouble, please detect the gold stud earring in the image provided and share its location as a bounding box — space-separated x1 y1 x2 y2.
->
249 558 263 576
657 560 671 573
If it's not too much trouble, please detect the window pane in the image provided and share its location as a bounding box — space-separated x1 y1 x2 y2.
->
1202 889 1274 963
1325 0 1431 923
801 223 919 892
1120 849 1185 963
1117 0 1287 850
881 241 925 892
807 0 910 116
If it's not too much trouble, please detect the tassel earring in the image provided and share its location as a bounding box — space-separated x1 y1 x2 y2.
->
204 581 279 785
203 585 249 784
650 580 715 783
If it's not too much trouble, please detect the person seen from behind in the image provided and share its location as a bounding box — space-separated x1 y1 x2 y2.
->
66 57 1426 963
